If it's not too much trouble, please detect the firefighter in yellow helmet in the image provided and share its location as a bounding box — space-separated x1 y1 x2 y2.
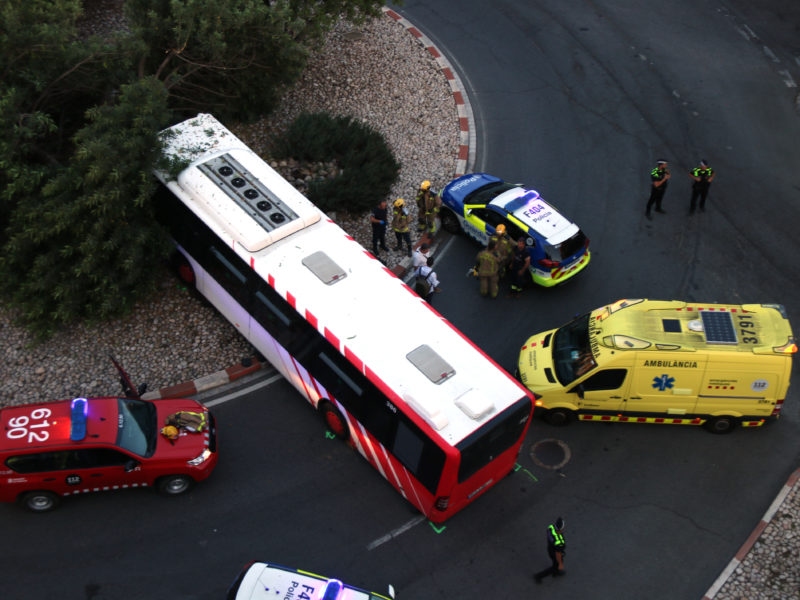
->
392 198 412 256
489 224 514 277
415 180 441 234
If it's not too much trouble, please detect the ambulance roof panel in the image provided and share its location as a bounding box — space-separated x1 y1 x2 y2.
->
491 189 578 245
592 299 795 354
156 115 530 446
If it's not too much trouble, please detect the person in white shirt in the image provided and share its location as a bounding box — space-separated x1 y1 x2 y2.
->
412 242 430 269
414 256 441 305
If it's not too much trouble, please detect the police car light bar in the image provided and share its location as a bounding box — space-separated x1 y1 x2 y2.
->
320 579 344 600
70 397 88 441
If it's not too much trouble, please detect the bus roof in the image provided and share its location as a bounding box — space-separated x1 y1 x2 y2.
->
591 299 796 355
156 115 530 446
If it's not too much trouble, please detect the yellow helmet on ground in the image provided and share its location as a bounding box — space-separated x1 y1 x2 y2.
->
161 425 179 440
496 224 506 234
394 198 405 207
420 180 431 190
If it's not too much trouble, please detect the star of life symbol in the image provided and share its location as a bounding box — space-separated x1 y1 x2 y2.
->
652 374 675 391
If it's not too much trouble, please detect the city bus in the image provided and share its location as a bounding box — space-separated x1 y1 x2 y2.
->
153 114 534 523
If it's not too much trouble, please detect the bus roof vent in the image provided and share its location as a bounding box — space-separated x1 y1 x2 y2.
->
453 388 495 420
403 393 448 430
699 311 738 345
198 153 299 234
406 344 456 385
302 251 347 285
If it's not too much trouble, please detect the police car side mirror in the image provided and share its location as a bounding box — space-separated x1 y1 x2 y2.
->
124 460 139 473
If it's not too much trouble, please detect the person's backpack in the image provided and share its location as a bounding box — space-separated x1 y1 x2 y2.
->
414 267 432 297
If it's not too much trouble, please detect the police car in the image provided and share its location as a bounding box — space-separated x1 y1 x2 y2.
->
227 561 395 600
440 173 590 286
0 395 217 512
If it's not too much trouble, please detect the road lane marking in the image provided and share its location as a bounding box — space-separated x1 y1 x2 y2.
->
367 516 426 550
203 373 284 407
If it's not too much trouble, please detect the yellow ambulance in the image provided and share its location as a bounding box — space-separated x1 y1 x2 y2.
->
517 299 796 433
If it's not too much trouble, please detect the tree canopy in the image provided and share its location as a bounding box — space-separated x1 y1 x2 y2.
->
0 0 385 337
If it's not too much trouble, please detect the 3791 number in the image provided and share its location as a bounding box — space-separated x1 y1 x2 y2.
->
737 314 758 344
6 408 52 443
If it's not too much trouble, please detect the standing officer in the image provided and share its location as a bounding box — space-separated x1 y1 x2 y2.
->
391 198 412 257
645 159 670 220
415 180 441 234
369 199 388 256
689 159 715 214
534 517 567 583
475 240 500 298
510 236 531 294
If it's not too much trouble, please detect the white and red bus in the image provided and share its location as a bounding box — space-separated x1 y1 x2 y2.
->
153 114 534 523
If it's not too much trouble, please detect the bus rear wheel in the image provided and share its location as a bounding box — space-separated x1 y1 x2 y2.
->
544 408 575 426
320 401 349 441
705 416 738 434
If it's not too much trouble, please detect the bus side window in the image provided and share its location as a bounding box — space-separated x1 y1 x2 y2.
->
206 246 249 307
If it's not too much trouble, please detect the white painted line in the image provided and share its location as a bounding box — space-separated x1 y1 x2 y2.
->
367 515 426 550
762 45 780 63
203 373 284 407
778 69 797 88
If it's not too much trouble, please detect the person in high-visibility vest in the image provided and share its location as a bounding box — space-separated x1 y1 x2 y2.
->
689 159 715 214
392 198 412 257
415 180 441 233
475 240 500 298
645 159 670 220
534 517 567 583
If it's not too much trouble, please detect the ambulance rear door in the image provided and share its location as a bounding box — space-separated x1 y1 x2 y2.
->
624 353 707 416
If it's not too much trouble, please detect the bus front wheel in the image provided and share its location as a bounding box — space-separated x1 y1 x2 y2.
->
544 408 575 426
320 401 349 441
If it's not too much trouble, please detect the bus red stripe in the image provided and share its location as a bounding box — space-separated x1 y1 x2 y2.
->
286 291 297 309
345 346 363 373
325 327 339 350
306 309 318 331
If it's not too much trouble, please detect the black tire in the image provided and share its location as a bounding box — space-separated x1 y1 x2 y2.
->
157 474 194 496
320 401 349 441
704 416 738 434
544 407 575 426
21 490 60 513
440 209 460 234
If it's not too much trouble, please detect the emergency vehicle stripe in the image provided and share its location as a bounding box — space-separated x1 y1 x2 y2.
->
286 291 297 310
288 354 315 404
250 256 255 269
305 309 318 330
345 346 363 373
353 420 390 483
325 327 340 351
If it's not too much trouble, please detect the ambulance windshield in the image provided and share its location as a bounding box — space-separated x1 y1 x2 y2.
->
116 398 157 457
552 313 596 386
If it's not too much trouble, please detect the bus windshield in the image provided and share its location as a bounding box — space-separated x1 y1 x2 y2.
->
552 313 596 387
456 397 532 483
116 398 157 457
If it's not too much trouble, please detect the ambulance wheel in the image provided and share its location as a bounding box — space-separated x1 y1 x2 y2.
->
320 401 349 441
21 490 60 513
705 416 738 434
440 210 460 234
157 474 194 495
544 408 575 426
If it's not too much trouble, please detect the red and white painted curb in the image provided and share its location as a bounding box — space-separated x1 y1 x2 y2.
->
702 467 800 599
141 359 262 400
383 7 475 177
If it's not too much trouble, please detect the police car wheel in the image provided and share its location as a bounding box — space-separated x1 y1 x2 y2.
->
440 210 460 234
544 408 574 426
320 401 349 441
704 416 737 434
21 490 59 513
157 474 194 495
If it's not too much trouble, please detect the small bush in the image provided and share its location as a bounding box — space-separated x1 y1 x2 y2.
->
273 112 400 213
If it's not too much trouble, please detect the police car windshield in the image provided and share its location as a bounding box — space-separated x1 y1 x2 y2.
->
552 313 596 386
464 182 517 205
116 398 157 457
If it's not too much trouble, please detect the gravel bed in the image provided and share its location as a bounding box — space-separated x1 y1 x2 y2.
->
1 10 458 408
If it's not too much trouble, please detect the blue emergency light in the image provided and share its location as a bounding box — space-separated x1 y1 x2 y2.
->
70 397 88 441
505 190 541 213
320 579 343 600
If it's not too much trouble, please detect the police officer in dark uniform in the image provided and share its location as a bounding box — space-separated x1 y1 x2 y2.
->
534 517 566 583
645 159 670 220
689 159 715 214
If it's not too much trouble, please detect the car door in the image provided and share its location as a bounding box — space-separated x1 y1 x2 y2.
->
64 448 148 492
570 368 630 413
462 204 490 244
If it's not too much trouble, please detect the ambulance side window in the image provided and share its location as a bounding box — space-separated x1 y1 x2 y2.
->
581 369 627 391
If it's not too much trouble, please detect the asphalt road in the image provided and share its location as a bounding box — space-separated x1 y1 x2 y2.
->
2 1 799 599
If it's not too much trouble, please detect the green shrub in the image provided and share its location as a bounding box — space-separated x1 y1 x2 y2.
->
273 112 400 213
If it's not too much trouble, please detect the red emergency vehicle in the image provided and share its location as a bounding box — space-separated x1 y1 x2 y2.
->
0 395 217 512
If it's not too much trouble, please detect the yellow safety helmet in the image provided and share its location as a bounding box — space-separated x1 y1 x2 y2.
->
161 425 179 440
420 180 431 190
394 198 405 207
495 224 506 234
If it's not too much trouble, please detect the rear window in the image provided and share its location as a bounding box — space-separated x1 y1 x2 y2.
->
456 397 532 482
547 230 587 261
